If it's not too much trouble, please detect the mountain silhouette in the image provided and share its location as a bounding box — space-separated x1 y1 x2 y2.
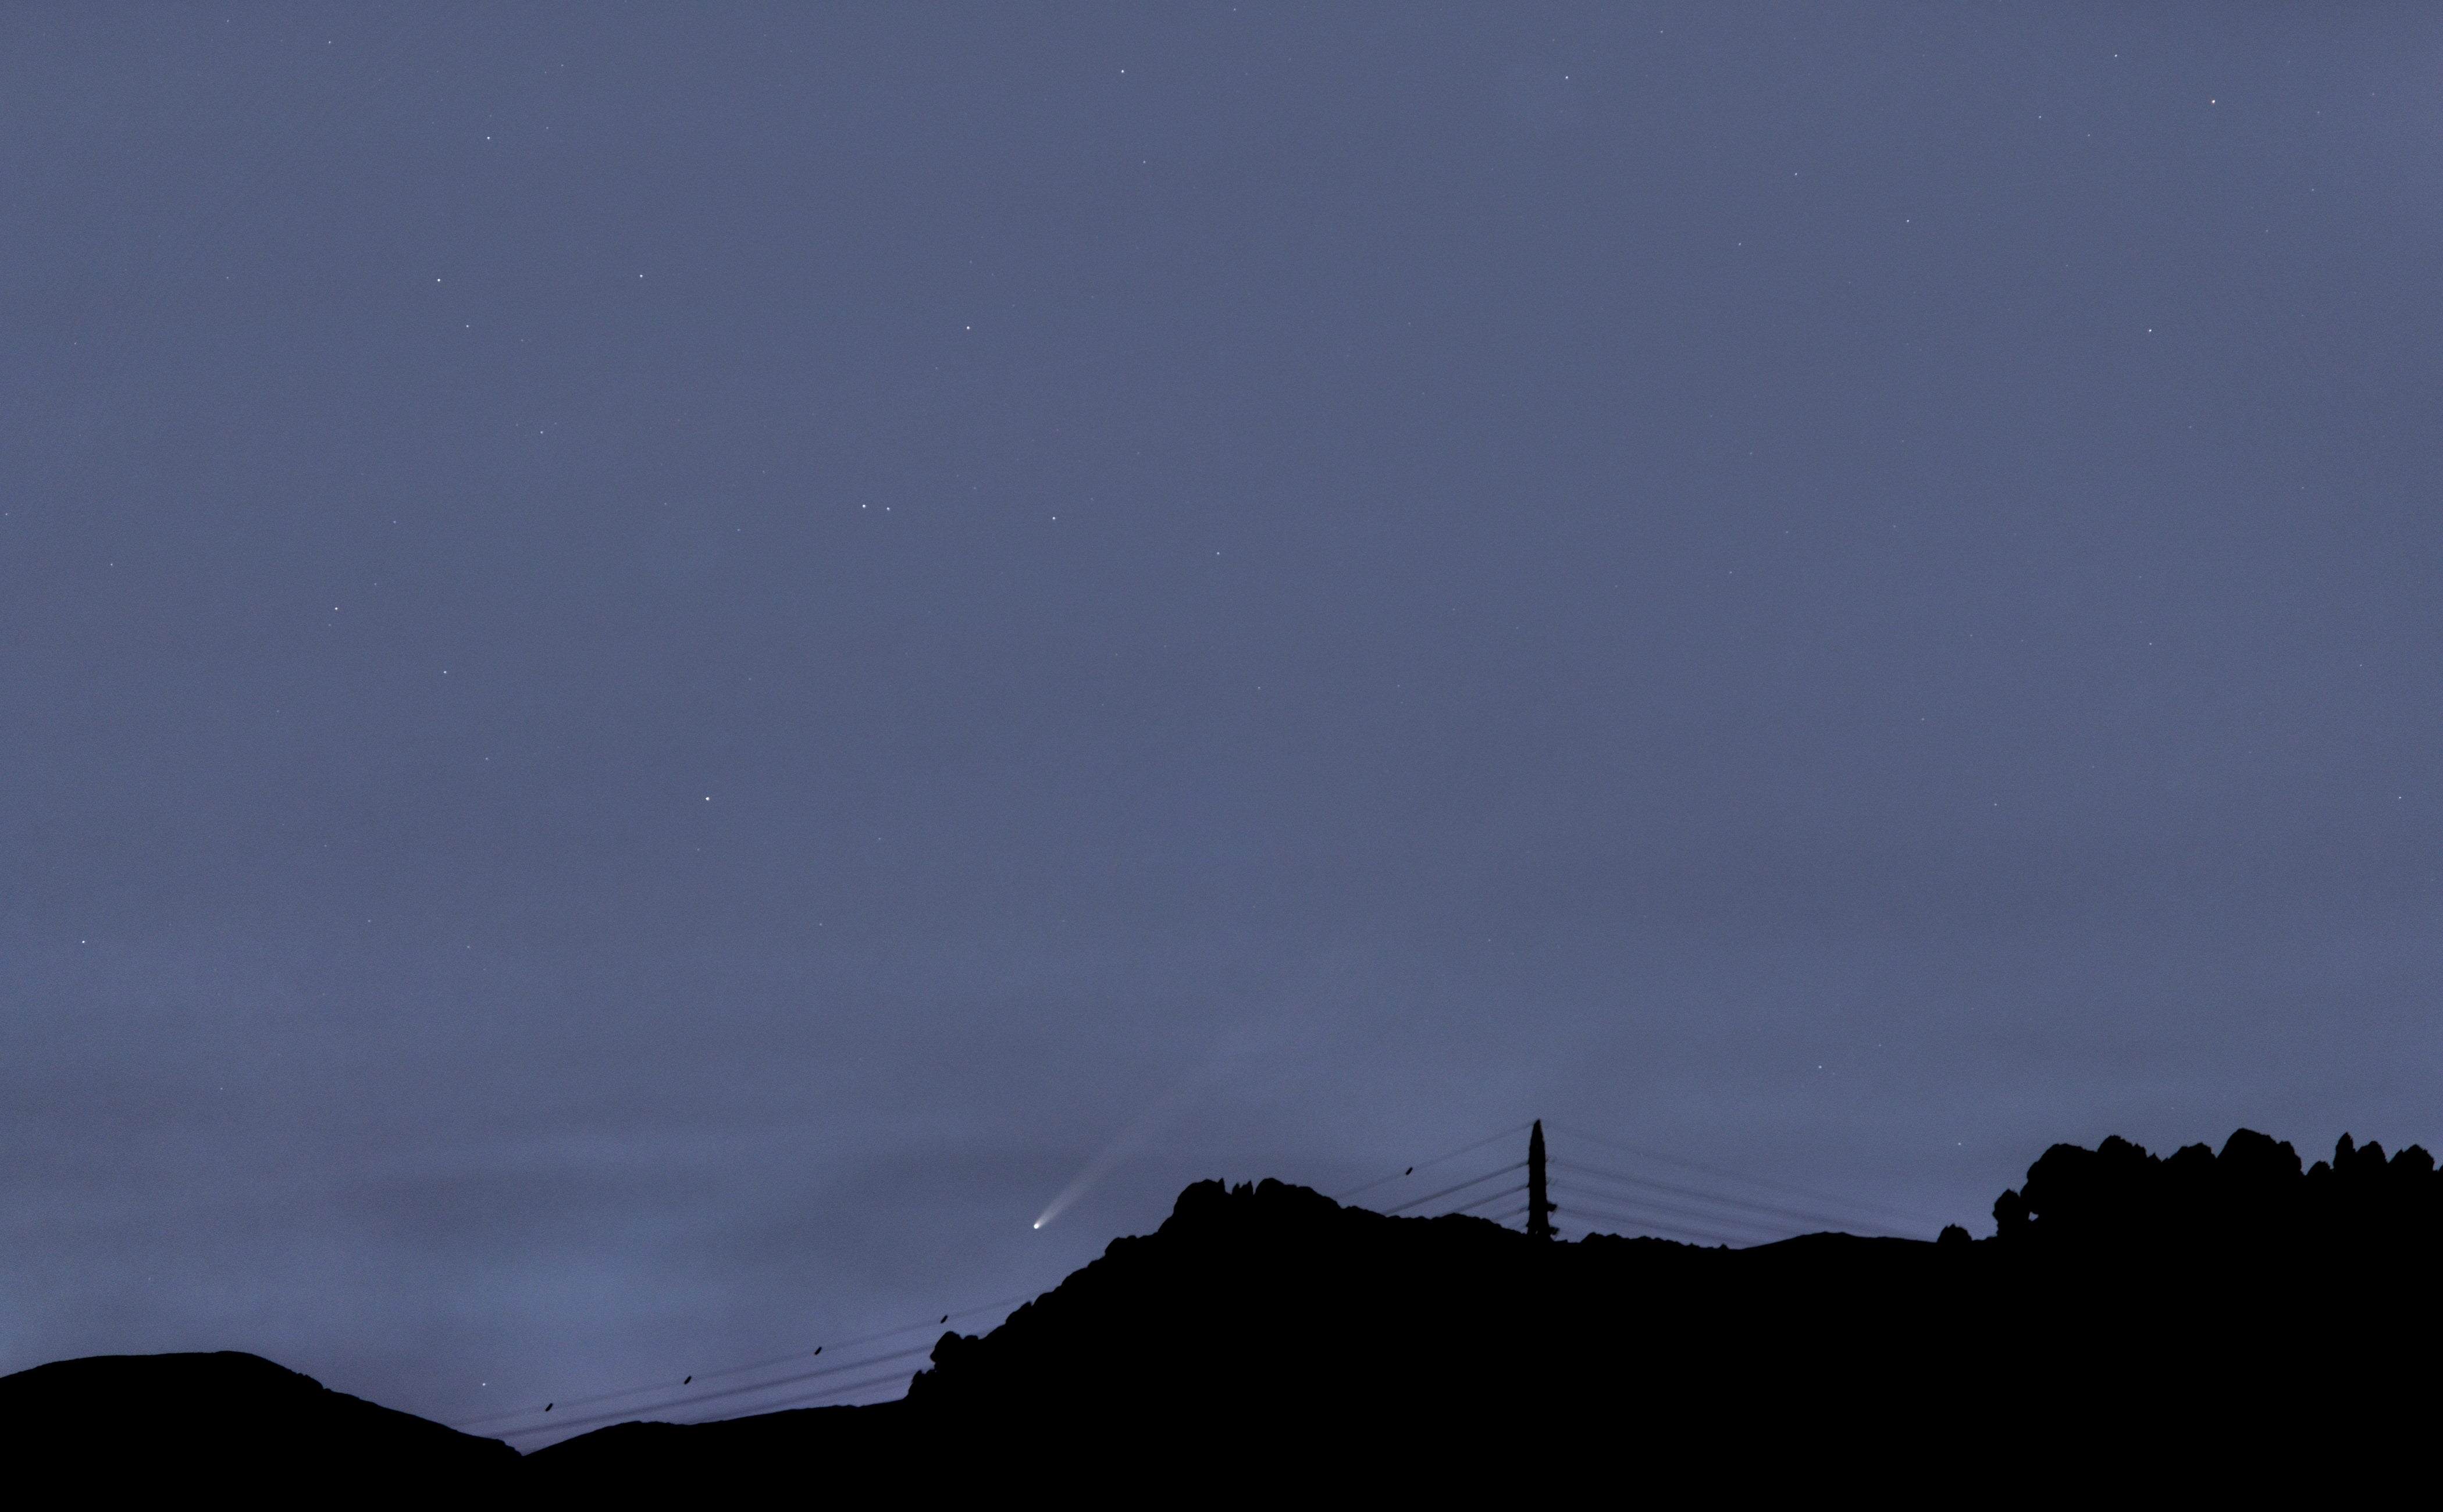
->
9 1129 2433 1493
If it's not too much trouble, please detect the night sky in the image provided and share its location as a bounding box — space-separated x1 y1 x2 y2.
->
8 3 2443 1436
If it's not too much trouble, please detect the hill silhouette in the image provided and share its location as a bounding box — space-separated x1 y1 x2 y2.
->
0 1351 517 1492
9 1128 2434 1493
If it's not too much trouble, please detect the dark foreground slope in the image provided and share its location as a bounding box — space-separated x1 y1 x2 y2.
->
0 1351 516 1492
10 1129 2432 1495
537 1128 2441 1496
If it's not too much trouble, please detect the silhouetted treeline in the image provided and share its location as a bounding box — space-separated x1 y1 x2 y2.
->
12 1129 2434 1495
1994 1127 2442 1251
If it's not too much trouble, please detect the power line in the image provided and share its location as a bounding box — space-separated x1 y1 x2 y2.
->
495 1343 936 1440
1551 1157 1912 1238
1419 1182 1530 1220
1380 1161 1529 1216
1545 1173 1814 1238
783 1294 1035 1357
1545 1183 1783 1246
671 1365 924 1422
1552 1158 1868 1231
454 1292 1036 1431
1334 1124 1536 1201
1550 1122 1944 1228
1545 1177 1788 1236
1544 1182 1798 1240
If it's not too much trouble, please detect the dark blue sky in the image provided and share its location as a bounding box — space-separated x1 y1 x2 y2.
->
7 3 2442 1433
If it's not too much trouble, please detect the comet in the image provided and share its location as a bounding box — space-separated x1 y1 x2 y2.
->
1030 1079 1203 1231
1030 1002 1323 1230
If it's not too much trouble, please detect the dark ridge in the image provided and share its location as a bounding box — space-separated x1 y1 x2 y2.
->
10 1130 2435 1493
0 1350 515 1490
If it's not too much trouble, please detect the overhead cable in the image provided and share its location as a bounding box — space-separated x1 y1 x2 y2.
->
495 1343 936 1439
669 1365 925 1423
1544 1175 1798 1238
1380 1161 1529 1216
1421 1182 1530 1220
1551 1158 1908 1237
1551 1123 1943 1228
456 1292 1033 1431
1333 1124 1536 1201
